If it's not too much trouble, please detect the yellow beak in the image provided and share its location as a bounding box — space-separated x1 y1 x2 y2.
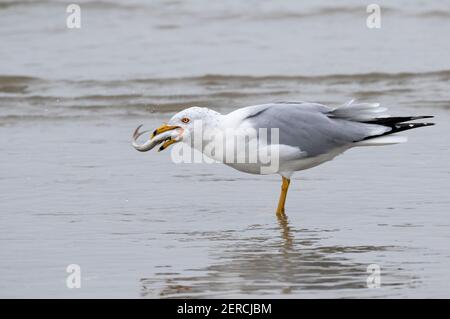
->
152 124 180 138
158 139 178 152
152 124 182 152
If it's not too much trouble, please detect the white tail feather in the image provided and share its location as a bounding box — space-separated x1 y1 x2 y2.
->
330 100 389 121
354 135 408 146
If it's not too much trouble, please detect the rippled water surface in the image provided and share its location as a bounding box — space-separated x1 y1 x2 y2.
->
1 0 450 298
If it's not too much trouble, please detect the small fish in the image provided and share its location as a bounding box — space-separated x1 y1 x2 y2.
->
132 124 181 152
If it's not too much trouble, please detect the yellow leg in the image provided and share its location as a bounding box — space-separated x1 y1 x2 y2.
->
276 177 291 216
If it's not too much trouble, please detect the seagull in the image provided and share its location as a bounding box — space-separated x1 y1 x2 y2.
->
132 101 434 216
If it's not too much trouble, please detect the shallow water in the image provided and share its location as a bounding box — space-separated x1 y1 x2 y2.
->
1 0 450 298
1 108 449 298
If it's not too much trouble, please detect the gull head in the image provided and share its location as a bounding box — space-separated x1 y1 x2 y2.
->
132 106 221 152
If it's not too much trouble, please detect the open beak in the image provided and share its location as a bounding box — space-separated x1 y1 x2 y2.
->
132 124 182 152
157 138 178 152
152 124 180 139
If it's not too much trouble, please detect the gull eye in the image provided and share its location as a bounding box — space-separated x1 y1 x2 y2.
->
181 117 190 123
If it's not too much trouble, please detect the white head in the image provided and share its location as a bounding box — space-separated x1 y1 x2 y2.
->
132 106 221 152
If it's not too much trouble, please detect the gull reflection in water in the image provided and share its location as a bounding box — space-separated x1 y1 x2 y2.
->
140 213 399 298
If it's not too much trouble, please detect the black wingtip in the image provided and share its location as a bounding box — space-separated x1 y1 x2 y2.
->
363 121 434 141
390 122 435 133
414 115 434 119
364 115 434 126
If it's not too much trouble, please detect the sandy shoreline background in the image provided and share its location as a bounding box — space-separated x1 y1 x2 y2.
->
1 107 449 298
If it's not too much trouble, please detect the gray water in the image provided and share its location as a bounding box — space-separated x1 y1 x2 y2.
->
1 0 450 298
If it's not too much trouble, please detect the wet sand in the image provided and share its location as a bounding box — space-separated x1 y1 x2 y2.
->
1 0 450 298
1 105 449 298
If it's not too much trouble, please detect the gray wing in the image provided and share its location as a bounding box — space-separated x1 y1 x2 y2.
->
242 102 387 157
